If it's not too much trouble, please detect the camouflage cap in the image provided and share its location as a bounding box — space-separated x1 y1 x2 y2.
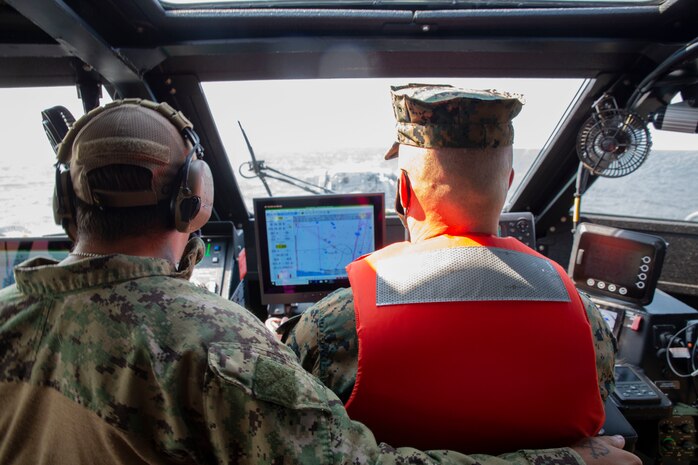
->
59 99 193 208
384 84 524 159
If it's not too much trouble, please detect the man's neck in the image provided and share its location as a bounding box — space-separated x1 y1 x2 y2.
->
407 218 499 243
71 231 187 264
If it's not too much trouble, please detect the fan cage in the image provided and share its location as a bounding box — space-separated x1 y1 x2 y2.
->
576 109 652 178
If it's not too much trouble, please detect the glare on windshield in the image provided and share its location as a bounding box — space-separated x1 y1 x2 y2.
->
203 77 585 213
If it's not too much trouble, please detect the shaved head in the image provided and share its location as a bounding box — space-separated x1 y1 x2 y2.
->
397 144 513 234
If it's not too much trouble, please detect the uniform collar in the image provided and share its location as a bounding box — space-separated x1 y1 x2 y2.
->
14 237 204 295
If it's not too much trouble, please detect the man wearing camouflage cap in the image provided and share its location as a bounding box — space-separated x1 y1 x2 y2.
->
288 84 639 465
0 97 634 465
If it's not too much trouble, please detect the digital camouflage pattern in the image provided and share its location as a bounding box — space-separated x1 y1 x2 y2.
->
0 237 584 465
582 291 618 402
385 84 525 159
287 288 360 404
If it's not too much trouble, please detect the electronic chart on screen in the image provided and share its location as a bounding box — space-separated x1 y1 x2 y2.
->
254 193 385 304
267 204 374 285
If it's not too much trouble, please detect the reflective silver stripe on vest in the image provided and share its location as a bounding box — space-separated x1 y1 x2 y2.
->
376 246 570 305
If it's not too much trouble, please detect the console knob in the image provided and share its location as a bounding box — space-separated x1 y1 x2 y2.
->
662 437 677 451
680 423 696 434
681 441 696 451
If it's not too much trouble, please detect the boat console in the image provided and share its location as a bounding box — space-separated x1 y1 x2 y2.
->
0 222 246 303
569 223 698 462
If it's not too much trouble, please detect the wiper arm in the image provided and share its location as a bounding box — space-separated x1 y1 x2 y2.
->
238 121 273 196
237 121 334 196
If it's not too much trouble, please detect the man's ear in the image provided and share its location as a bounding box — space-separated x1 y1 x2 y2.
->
508 168 515 189
399 170 411 211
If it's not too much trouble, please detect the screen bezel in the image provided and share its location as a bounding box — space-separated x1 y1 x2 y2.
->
253 193 385 305
596 305 625 339
1 236 73 288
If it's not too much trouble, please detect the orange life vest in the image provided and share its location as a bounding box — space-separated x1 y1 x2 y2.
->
345 234 604 454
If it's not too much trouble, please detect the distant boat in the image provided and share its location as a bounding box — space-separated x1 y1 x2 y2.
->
322 166 397 203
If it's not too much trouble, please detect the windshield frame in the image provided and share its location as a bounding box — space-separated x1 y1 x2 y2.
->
160 0 663 9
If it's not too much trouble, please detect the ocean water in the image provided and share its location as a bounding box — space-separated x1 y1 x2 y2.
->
1 148 697 238
234 148 698 223
582 150 698 221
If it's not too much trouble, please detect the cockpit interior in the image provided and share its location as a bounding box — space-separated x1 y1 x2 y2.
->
1 0 698 462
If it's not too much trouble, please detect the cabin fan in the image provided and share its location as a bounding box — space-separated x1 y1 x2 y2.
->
571 95 652 231
576 101 651 177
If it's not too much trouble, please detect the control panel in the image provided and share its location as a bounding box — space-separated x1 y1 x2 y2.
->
189 222 241 300
498 212 536 249
592 290 698 404
658 416 697 461
190 237 231 296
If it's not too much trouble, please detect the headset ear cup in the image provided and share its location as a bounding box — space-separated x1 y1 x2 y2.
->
53 165 77 240
173 158 214 233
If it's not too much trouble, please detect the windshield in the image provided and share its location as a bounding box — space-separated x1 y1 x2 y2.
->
0 87 111 238
203 78 585 213
582 123 698 222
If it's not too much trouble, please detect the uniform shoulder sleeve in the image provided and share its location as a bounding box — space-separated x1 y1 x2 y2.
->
286 287 359 403
205 335 585 465
579 291 617 401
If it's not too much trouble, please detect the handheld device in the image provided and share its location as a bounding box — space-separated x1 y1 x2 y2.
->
613 365 661 405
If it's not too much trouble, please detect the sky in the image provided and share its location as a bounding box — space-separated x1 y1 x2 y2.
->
4 78 695 169
202 77 697 165
204 77 582 154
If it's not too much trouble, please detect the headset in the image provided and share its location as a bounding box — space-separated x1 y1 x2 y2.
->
52 98 213 239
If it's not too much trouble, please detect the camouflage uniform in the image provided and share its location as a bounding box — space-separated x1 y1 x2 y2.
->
0 238 584 465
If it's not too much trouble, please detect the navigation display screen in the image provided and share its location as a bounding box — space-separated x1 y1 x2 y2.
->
254 193 384 304
569 223 667 305
266 204 375 286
